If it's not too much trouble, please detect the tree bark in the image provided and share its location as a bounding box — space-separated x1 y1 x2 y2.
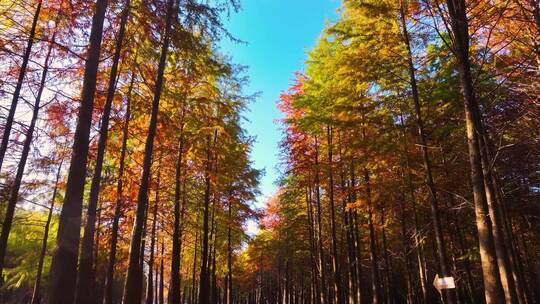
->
146 169 161 304
47 1 109 302
399 2 456 302
0 0 42 173
326 126 343 304
170 107 186 304
445 1 505 302
199 131 217 304
313 136 328 304
75 1 130 302
103 72 134 304
364 170 382 304
122 0 174 301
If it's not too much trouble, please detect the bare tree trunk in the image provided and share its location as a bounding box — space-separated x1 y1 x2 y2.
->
160 239 165 304
103 73 134 304
445 1 505 302
364 170 382 304
170 107 186 304
326 126 343 304
31 161 62 304
314 136 328 304
122 0 174 301
226 195 233 304
48 1 109 302
75 2 130 302
146 168 161 304
0 25 55 276
399 2 456 302
199 131 217 304
0 0 42 173
192 228 199 304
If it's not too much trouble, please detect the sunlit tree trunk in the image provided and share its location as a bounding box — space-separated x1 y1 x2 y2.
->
146 168 161 304
314 136 328 304
445 1 505 302
326 126 343 304
399 2 456 302
199 130 217 304
170 107 186 304
122 0 174 301
364 169 382 304
48 1 109 302
103 73 134 304
75 2 130 302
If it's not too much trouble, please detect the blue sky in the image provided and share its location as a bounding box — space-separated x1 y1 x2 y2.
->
219 0 341 213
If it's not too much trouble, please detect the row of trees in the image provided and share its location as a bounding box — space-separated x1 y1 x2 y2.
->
239 1 540 304
0 0 261 303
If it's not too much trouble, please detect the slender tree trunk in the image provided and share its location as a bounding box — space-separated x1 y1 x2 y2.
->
170 107 186 304
192 228 199 304
199 131 217 304
447 0 504 304
399 2 456 302
349 161 363 304
103 73 134 304
146 168 161 304
30 161 62 304
122 0 174 301
326 126 343 304
47 0 109 302
169 106 185 303
314 136 328 304
0 0 42 173
226 196 233 304
477 131 519 304
380 207 393 304
445 1 505 302
364 170 382 304
75 2 130 302
398 114 428 304
0 25 55 276
160 239 165 304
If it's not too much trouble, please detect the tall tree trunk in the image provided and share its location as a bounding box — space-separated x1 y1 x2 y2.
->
47 0 109 302
122 0 174 301
0 0 42 173
399 2 456 302
159 239 165 304
314 136 328 304
349 161 363 304
192 228 199 304
146 169 160 304
30 161 62 304
170 107 186 304
75 2 130 302
306 184 322 304
398 114 428 304
199 131 217 304
365 170 382 304
478 131 520 303
445 1 505 302
103 73 134 304
380 207 393 304
226 195 233 304
326 126 343 304
0 25 55 276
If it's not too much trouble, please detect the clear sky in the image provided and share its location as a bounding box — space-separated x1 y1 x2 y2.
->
219 1 341 218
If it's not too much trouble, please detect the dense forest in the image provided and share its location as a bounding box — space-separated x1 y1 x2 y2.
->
0 0 538 304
